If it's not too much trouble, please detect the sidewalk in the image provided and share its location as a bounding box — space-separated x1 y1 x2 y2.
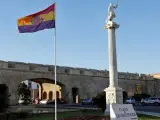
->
11 105 160 117
136 111 160 117
59 107 101 110
30 109 79 114
60 107 160 117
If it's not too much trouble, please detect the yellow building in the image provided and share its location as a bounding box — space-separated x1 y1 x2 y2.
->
38 83 61 100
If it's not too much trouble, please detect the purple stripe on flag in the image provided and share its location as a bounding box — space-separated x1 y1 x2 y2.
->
18 20 55 33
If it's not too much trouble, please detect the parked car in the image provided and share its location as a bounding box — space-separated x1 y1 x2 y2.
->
125 97 136 105
39 99 53 104
141 97 160 106
59 98 67 104
81 98 93 105
18 98 31 105
46 98 67 104
141 98 149 105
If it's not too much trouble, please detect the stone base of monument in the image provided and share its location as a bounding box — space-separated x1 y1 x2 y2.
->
104 87 123 115
104 87 123 105
105 104 138 120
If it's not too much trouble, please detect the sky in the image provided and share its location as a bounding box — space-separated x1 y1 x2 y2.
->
0 0 160 74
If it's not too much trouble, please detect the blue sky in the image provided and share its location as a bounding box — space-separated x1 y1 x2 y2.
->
0 0 160 74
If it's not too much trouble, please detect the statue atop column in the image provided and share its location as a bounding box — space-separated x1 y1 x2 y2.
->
105 0 119 29
106 0 119 24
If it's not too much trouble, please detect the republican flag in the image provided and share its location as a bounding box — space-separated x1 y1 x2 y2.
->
17 3 55 33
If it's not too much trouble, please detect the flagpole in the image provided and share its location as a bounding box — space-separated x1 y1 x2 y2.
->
54 2 57 120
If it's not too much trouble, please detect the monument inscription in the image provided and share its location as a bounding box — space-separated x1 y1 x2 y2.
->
110 104 138 120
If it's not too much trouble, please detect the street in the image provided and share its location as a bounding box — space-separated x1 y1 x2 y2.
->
134 105 160 113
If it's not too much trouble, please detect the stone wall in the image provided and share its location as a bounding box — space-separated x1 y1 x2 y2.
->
0 60 158 105
0 60 154 79
155 79 160 96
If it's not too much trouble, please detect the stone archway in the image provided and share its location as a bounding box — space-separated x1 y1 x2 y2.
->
0 84 8 112
43 91 47 99
29 78 67 101
49 91 53 100
56 91 59 98
1 70 69 105
72 87 79 103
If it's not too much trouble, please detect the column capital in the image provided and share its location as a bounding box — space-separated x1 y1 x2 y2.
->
105 21 119 30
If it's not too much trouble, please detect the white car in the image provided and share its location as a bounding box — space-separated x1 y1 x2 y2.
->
18 99 24 104
141 98 149 105
39 99 53 104
18 98 31 104
141 97 160 106
126 97 136 105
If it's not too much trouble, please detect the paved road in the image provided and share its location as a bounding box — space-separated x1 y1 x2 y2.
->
11 104 160 113
134 105 160 113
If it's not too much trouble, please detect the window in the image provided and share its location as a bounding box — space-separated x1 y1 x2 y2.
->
49 91 53 100
48 66 54 72
150 98 157 100
43 92 47 99
80 70 84 75
29 66 34 70
65 69 69 73
93 71 97 76
8 63 15 68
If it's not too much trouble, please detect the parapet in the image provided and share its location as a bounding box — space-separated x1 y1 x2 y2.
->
140 74 154 80
0 60 154 80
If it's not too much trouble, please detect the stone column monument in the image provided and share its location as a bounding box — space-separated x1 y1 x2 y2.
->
104 0 123 113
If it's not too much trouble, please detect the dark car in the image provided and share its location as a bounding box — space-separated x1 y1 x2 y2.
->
81 98 93 105
47 98 67 104
59 98 67 104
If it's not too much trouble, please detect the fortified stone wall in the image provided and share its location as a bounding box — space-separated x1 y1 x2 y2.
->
0 60 157 104
0 60 154 80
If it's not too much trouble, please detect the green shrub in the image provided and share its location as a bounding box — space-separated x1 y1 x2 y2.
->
133 93 151 101
123 91 128 103
92 91 106 112
92 91 128 112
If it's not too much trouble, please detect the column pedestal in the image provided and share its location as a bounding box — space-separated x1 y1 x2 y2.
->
104 87 123 114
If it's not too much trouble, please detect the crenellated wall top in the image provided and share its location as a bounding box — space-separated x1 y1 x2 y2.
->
0 60 154 80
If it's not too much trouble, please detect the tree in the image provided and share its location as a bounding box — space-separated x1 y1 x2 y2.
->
17 82 31 100
140 93 151 99
92 91 128 112
133 93 151 102
92 91 106 112
123 91 128 103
